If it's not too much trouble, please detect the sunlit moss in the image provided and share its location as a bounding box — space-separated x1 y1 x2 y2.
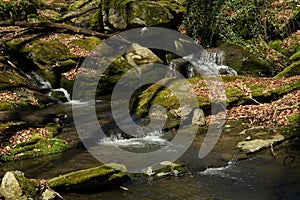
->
13 171 39 198
47 163 127 189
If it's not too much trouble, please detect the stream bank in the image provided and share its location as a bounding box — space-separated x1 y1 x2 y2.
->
0 1 299 198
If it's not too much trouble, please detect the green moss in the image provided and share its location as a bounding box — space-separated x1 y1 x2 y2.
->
0 101 14 111
129 1 173 26
5 39 24 51
288 113 300 126
30 40 76 65
95 57 134 95
225 87 244 105
158 162 186 174
269 40 289 55
71 36 102 51
102 0 134 27
39 9 61 21
13 171 39 198
0 71 32 90
51 90 68 102
133 74 300 129
1 138 68 161
0 100 36 111
248 84 267 96
280 113 300 138
69 0 90 11
61 75 74 93
275 61 300 78
47 163 127 188
45 123 59 137
289 51 300 61
272 81 300 95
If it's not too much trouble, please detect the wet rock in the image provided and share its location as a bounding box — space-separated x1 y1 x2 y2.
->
237 134 285 153
142 161 186 178
168 56 237 78
0 171 39 200
47 163 128 192
125 43 163 66
102 0 185 30
41 188 57 200
173 105 193 118
51 90 68 102
192 108 206 126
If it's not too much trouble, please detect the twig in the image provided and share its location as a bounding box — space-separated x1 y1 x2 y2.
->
235 81 261 105
270 143 276 158
273 102 300 119
74 57 83 72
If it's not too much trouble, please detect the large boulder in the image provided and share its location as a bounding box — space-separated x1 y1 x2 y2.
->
70 0 185 31
237 134 285 153
47 163 128 192
125 43 163 66
0 171 40 200
102 0 185 30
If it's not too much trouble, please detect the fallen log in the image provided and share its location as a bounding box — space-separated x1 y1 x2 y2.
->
0 20 114 39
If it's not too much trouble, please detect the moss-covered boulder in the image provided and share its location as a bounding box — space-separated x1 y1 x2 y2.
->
6 33 102 91
133 75 300 121
104 0 184 29
0 171 39 200
47 163 128 192
275 61 300 78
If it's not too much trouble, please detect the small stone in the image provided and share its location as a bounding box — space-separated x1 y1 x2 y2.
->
192 108 206 126
41 189 57 200
245 136 251 140
224 125 233 128
155 172 170 178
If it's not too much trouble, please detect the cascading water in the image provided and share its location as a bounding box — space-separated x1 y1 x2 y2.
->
186 49 238 76
52 88 71 102
29 72 52 91
168 50 237 78
28 72 72 102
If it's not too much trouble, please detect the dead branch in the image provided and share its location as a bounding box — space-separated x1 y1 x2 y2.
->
59 3 99 22
0 20 114 39
273 102 300 119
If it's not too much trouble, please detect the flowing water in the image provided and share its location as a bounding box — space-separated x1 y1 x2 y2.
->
1 52 299 199
1 100 299 200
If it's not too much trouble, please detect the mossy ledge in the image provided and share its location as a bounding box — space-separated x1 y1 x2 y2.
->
133 75 300 118
0 123 68 162
47 163 128 192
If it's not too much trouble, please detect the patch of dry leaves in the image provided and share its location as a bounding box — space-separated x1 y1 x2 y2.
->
206 90 300 128
62 67 100 80
0 88 39 106
192 75 300 98
0 90 20 102
0 127 50 156
39 34 91 57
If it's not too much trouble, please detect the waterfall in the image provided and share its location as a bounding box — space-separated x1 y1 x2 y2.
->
168 50 237 78
185 50 238 76
28 72 72 102
29 72 52 90
51 88 71 102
